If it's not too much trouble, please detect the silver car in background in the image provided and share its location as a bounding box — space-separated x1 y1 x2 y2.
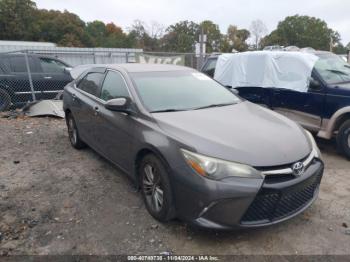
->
63 64 324 229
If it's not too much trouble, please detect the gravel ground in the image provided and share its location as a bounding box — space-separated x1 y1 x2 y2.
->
0 116 349 255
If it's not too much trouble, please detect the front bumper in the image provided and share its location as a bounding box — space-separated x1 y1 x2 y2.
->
171 158 324 230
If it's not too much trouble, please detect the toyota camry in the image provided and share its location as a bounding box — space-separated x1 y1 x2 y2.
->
63 64 324 229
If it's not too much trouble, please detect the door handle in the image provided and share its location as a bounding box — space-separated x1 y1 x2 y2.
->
44 76 52 79
72 93 76 101
94 106 99 115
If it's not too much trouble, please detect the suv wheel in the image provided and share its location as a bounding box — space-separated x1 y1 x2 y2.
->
336 119 350 159
66 113 86 149
139 154 175 222
0 89 11 112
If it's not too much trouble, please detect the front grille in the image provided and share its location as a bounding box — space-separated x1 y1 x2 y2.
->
241 171 322 225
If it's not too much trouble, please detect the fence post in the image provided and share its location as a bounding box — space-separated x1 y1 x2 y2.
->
24 52 36 101
93 52 97 64
125 52 129 63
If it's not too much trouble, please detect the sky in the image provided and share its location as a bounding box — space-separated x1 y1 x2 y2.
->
34 0 350 45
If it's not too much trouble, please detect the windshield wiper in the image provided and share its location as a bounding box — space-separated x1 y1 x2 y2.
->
150 108 188 113
192 102 235 110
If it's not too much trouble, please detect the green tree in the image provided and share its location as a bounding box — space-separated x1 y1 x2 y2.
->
36 10 86 46
333 43 348 54
0 0 39 40
200 20 221 52
128 20 166 51
161 20 199 52
84 20 107 46
221 25 250 52
262 15 340 50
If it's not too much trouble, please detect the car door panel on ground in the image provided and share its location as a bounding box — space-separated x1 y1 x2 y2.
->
93 70 134 171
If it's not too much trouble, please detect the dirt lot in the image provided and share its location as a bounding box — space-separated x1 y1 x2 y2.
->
0 116 349 255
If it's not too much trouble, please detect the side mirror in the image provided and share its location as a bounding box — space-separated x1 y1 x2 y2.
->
309 77 321 90
105 97 133 114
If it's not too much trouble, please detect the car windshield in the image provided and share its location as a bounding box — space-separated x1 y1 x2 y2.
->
315 53 350 84
130 70 240 113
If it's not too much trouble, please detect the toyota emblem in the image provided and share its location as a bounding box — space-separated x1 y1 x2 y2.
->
292 162 304 177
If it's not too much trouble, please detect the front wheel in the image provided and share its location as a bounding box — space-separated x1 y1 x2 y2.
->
336 119 350 159
139 154 175 222
66 113 86 149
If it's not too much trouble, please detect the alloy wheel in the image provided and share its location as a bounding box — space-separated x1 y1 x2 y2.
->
143 164 164 213
68 117 77 145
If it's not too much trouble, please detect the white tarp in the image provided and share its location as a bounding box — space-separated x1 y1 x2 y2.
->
214 51 319 92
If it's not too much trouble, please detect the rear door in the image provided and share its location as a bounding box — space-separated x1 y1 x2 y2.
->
37 57 72 99
7 55 43 107
72 70 105 147
271 72 326 131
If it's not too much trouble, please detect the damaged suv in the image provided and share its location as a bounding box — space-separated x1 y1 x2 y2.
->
63 64 323 229
203 51 350 159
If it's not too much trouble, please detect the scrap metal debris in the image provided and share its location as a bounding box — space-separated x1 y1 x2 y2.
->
22 100 65 118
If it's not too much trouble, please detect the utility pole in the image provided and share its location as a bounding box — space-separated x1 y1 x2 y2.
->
198 27 207 69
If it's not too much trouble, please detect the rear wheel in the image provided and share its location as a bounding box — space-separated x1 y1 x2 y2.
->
139 154 175 222
0 89 11 112
336 119 350 159
66 113 86 149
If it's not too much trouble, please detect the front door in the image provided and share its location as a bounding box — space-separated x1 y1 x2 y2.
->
236 86 274 108
93 70 134 171
271 72 326 131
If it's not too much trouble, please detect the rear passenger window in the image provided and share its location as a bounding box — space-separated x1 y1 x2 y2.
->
10 56 27 72
39 58 66 73
78 73 104 97
100 71 130 101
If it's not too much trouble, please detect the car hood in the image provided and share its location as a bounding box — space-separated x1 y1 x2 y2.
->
152 101 312 167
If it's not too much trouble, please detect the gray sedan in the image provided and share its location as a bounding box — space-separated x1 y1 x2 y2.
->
63 64 324 229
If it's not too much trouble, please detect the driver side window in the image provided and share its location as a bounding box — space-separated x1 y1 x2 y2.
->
100 71 130 101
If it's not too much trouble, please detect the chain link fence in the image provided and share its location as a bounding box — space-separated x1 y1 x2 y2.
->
0 49 204 112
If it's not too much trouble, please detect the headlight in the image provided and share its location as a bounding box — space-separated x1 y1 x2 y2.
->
181 149 263 180
305 130 322 159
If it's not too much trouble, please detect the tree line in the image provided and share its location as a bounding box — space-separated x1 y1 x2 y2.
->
0 0 348 53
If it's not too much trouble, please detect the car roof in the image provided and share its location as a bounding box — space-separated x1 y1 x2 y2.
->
104 63 194 73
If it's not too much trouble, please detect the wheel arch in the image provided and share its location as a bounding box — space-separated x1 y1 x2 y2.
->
318 106 350 139
333 112 350 133
134 145 172 188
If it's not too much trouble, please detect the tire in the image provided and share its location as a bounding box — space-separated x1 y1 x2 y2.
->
0 89 11 112
139 154 176 222
336 119 350 159
66 113 86 149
